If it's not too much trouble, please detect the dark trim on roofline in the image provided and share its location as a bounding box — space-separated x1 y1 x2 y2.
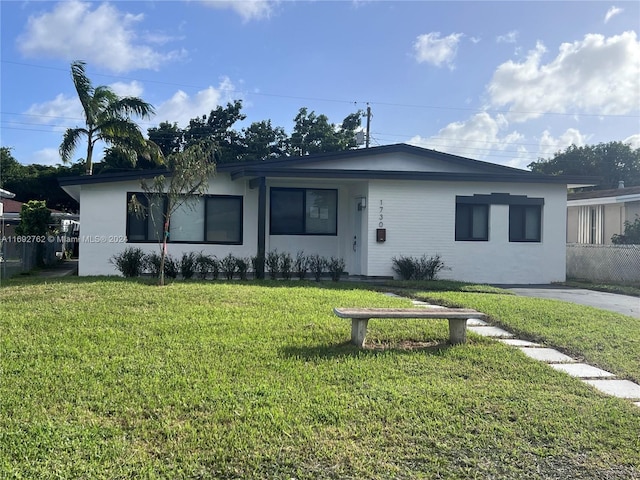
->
58 168 170 187
230 167 598 185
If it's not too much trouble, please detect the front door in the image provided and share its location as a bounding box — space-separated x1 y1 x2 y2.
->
351 197 363 275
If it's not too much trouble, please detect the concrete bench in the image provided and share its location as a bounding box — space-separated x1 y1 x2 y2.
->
333 307 487 347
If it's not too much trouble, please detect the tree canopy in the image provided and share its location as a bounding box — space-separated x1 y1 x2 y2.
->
144 102 363 164
1 147 81 212
528 142 640 189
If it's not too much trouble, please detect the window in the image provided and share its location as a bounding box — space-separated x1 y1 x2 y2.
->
509 205 541 242
206 196 243 243
126 193 243 244
455 203 489 241
127 194 164 242
270 188 337 235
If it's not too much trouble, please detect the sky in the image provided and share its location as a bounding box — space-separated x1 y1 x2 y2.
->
1 0 639 170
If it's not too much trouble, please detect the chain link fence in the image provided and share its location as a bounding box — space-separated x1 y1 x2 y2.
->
567 243 640 283
0 239 65 280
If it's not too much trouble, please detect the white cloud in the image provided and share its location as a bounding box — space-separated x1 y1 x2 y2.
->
407 113 596 169
413 32 463 69
110 81 145 98
408 112 512 160
17 0 185 73
25 94 81 128
155 77 238 127
536 128 590 160
199 0 276 22
604 6 623 23
623 133 640 149
27 148 62 166
496 31 518 44
487 31 640 122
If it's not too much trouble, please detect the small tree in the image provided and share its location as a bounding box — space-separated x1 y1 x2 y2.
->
129 141 216 285
611 216 640 245
16 201 51 236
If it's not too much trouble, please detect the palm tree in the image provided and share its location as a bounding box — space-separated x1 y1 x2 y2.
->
60 61 160 175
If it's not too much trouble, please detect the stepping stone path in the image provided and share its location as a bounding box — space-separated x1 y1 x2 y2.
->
403 296 640 408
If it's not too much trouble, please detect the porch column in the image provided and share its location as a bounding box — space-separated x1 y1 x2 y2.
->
256 176 266 279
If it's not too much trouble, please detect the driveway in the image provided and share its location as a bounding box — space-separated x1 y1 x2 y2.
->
503 285 640 319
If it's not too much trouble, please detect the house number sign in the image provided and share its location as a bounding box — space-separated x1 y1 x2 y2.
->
379 200 384 228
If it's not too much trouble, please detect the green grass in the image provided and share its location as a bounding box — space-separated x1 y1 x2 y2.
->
411 290 640 383
562 280 640 298
1 278 639 479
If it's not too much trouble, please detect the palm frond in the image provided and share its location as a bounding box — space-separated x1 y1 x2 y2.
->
109 97 156 120
70 61 95 121
59 128 88 163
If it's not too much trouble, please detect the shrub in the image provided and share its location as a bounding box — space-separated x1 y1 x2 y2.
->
235 257 250 280
210 257 220 280
308 254 326 282
392 254 448 281
280 252 293 280
250 254 264 279
109 247 146 277
145 252 178 279
416 253 448 280
611 216 640 244
391 255 415 280
144 252 163 277
195 252 215 280
220 253 237 280
180 252 197 279
265 250 280 280
294 251 308 280
328 257 345 282
164 255 178 279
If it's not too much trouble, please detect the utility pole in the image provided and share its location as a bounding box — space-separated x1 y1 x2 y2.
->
365 104 371 148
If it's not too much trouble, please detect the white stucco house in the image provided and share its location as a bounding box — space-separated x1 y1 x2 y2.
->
59 143 594 283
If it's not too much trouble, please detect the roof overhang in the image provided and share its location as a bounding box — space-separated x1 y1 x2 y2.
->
229 166 598 186
568 193 640 207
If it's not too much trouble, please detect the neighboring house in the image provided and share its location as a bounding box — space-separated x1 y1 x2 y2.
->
0 188 21 240
567 184 640 244
59 143 593 283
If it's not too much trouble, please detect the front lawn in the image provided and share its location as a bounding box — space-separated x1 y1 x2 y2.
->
413 290 640 383
1 278 638 479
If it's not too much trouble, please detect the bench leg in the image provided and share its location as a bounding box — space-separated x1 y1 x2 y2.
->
448 318 467 344
351 318 369 347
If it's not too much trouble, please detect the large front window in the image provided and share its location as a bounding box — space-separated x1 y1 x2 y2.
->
126 193 243 244
270 188 337 235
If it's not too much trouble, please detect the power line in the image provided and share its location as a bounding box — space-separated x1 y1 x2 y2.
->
3 59 639 119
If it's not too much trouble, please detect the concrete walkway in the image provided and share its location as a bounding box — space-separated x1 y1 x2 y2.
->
37 259 78 278
502 285 640 319
384 293 640 408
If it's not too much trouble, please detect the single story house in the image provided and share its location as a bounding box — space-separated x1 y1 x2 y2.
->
567 184 640 244
59 143 593 283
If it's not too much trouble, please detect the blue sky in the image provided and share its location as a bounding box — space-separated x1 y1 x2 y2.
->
1 1 639 170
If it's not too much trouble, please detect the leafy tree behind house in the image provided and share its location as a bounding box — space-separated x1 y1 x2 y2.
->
289 108 362 156
1 147 81 212
15 201 52 236
528 142 640 189
59 61 161 175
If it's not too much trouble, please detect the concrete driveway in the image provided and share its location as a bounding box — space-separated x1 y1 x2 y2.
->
503 285 640 319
